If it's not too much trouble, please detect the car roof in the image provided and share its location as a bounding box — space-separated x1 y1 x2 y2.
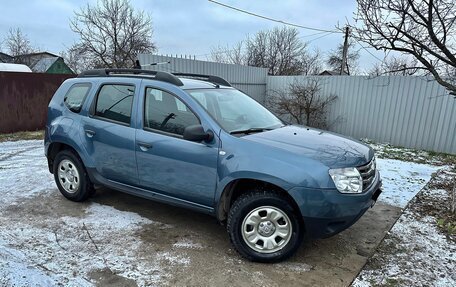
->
77 69 233 90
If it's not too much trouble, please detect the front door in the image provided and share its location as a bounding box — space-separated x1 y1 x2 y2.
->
135 87 218 207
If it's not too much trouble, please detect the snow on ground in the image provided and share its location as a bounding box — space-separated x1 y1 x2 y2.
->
0 140 195 286
352 144 455 287
0 202 167 286
0 139 450 286
0 140 55 205
352 210 456 287
376 158 440 208
172 238 204 250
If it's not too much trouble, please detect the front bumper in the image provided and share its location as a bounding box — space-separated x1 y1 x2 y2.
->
288 171 382 239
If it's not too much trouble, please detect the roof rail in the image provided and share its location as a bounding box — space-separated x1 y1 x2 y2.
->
78 69 184 86
172 73 231 87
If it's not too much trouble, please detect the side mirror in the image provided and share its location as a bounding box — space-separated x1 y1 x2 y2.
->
183 125 214 142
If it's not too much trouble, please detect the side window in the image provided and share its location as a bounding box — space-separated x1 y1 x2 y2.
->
144 88 200 136
64 83 91 113
95 84 135 124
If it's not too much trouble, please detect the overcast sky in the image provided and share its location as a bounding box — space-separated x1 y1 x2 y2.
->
0 0 385 72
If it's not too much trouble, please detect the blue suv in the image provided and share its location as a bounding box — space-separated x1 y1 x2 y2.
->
45 69 382 262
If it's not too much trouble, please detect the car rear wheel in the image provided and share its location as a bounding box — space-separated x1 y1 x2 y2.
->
53 150 93 202
227 191 303 262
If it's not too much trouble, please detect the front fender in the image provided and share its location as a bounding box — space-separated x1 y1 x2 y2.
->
215 171 293 200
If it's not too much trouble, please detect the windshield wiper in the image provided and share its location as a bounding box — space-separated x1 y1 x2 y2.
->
230 128 273 135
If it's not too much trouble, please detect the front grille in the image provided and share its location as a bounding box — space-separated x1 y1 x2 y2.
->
357 158 376 191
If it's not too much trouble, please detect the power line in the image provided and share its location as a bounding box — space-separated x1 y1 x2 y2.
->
194 32 336 59
353 38 384 62
208 0 341 34
306 32 336 44
299 30 331 38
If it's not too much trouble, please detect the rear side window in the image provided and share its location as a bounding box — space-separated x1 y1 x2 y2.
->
144 88 199 136
95 84 135 124
64 83 91 113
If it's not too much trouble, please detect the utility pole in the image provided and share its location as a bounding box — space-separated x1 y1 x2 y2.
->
340 26 349 75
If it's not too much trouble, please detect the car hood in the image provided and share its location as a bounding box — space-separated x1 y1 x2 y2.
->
243 125 373 168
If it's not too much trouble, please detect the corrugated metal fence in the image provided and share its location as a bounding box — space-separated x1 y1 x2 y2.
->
267 76 456 154
2 55 453 154
136 55 454 154
138 54 268 103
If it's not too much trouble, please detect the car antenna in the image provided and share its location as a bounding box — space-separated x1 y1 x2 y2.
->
134 60 171 69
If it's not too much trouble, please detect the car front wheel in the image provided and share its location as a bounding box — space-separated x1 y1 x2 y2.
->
227 191 303 262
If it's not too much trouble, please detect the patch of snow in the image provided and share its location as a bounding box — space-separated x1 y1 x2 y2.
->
376 159 440 208
0 141 188 286
352 209 456 287
172 238 203 250
158 251 191 266
277 262 312 272
0 203 167 286
424 188 448 197
0 140 55 205
0 242 57 287
79 203 153 230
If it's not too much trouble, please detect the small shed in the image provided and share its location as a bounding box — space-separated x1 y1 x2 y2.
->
32 57 74 74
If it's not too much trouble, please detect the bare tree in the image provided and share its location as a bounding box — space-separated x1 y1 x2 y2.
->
210 42 245 65
5 28 37 63
60 46 92 74
368 55 421 76
300 48 324 76
211 26 323 75
267 79 338 129
353 0 456 95
326 40 360 75
70 0 156 69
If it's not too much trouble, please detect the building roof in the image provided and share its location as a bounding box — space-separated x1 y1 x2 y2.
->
0 63 32 72
0 52 13 63
32 57 60 73
319 70 349 76
18 51 59 58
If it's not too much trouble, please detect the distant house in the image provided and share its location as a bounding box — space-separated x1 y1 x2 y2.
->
0 52 14 63
32 57 74 74
15 52 74 74
15 52 59 66
319 70 349 76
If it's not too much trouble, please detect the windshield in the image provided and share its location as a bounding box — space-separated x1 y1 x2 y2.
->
187 88 283 133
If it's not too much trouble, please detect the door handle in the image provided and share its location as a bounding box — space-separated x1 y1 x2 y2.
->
137 141 153 151
85 129 96 138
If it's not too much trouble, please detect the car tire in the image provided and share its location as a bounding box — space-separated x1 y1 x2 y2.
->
53 150 94 202
227 190 304 262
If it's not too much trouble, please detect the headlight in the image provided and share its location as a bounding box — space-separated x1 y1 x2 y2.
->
329 167 363 193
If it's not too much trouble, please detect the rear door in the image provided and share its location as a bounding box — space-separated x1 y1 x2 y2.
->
135 85 219 207
80 79 139 186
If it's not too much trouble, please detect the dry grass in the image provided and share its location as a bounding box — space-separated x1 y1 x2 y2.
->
0 130 44 143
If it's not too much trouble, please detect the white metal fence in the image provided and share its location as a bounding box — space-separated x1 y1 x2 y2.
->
137 55 455 154
138 54 268 103
267 76 456 154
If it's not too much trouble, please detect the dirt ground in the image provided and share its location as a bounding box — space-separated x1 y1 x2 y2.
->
2 188 401 287
3 140 437 287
